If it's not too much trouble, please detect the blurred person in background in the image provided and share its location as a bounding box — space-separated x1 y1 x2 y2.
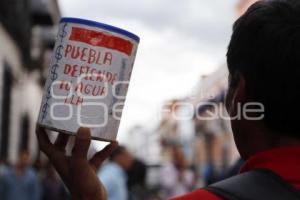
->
98 145 133 200
127 159 149 200
41 161 67 200
0 150 41 200
160 146 196 199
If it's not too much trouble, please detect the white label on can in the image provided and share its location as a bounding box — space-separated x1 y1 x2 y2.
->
38 20 139 141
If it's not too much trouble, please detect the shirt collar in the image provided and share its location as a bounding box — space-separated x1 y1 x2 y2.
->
240 146 300 189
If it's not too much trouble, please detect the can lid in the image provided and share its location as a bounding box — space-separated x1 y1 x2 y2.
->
60 17 140 43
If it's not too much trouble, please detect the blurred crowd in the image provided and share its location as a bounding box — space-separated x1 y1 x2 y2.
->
0 149 241 200
0 150 67 200
0 98 243 200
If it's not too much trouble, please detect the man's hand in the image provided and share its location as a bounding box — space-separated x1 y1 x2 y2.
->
36 126 118 200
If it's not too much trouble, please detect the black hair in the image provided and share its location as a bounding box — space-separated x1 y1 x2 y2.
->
109 145 127 161
227 0 300 137
127 159 147 188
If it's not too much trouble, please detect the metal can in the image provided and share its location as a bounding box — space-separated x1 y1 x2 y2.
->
37 18 140 141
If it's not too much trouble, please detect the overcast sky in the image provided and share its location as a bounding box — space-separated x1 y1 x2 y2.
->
59 0 237 141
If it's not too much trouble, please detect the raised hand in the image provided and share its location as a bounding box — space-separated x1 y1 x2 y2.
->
36 126 118 200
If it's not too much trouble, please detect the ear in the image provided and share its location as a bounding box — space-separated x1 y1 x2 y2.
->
226 74 247 117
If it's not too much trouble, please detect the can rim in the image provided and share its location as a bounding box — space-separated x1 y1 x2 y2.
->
60 17 140 43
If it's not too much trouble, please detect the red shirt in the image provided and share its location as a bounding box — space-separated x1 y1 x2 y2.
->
172 146 300 200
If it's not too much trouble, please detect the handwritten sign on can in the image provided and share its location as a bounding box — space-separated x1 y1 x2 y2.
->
37 18 140 141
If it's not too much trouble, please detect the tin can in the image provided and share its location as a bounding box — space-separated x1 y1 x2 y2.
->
37 18 140 141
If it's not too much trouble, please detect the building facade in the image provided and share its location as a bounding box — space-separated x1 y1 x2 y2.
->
0 0 60 164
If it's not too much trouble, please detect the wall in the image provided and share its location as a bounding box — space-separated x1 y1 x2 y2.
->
0 27 45 163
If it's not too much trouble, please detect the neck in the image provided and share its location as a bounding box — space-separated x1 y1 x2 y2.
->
237 121 300 159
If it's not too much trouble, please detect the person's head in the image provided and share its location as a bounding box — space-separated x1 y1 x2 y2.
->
110 145 133 170
17 150 30 169
226 0 300 159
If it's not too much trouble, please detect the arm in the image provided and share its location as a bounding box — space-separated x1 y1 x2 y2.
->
36 126 118 200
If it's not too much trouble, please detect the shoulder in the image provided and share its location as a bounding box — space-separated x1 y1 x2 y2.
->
170 189 223 200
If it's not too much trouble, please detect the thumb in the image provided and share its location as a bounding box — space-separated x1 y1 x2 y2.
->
72 127 91 159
